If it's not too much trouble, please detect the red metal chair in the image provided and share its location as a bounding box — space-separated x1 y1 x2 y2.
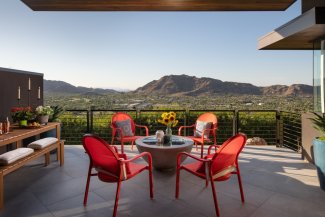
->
110 112 149 153
82 134 154 217
175 133 247 217
178 112 218 158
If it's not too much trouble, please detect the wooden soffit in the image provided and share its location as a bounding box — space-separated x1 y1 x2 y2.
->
258 7 325 50
21 0 296 11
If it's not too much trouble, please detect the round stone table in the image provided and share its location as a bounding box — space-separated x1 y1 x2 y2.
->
135 136 194 170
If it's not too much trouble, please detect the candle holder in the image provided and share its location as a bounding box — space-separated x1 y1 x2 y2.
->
28 77 31 106
28 89 31 107
17 86 21 104
37 86 41 100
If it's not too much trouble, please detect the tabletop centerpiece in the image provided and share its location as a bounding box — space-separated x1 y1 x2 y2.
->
157 112 178 144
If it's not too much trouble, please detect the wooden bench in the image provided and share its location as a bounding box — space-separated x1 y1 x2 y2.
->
0 139 64 209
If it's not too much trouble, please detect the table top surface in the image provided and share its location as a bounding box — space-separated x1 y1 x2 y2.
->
0 122 60 146
135 135 193 149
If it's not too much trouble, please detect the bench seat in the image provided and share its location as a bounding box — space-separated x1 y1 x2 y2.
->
0 139 64 209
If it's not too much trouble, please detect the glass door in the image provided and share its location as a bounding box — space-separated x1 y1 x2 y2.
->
313 40 325 112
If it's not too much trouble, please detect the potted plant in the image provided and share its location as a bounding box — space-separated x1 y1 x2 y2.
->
41 106 63 139
35 105 54 125
11 106 35 126
49 105 63 122
310 112 325 190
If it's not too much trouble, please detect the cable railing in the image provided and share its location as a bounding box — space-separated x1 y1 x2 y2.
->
237 110 278 145
280 111 302 152
59 109 302 152
60 110 89 145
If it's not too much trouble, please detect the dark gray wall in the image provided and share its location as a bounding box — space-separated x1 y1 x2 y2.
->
302 0 325 13
0 67 43 122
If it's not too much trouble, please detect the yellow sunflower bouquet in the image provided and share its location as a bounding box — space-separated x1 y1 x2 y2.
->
157 112 179 127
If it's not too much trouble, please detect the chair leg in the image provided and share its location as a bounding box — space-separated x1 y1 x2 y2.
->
149 166 154 199
195 142 198 151
200 143 204 158
236 167 245 203
113 181 122 217
175 166 181 198
83 164 92 206
210 176 220 217
131 141 134 151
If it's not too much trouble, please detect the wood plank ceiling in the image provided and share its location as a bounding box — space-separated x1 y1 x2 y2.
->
21 0 296 11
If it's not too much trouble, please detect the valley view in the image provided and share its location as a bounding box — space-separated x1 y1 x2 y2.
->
44 75 313 112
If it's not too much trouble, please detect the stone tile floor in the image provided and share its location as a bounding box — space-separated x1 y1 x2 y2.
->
0 145 324 217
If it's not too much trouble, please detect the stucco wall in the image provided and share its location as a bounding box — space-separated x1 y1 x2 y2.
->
301 113 322 163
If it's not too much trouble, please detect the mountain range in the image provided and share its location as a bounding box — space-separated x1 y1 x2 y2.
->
44 80 117 95
134 75 312 96
44 75 312 96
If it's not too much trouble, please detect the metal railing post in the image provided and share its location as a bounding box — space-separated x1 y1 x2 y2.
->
234 110 239 135
90 106 95 133
276 110 283 148
136 109 141 135
87 110 90 133
185 109 189 136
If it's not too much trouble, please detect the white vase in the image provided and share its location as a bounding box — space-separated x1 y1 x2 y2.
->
38 115 49 125
156 130 164 144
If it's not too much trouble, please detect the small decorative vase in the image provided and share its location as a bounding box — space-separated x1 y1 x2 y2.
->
19 120 28 127
38 115 49 125
156 130 164 144
166 125 172 136
164 126 172 145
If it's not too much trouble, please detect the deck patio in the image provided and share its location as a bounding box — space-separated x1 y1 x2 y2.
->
1 145 324 217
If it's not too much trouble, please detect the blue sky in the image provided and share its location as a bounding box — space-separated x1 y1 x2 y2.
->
0 0 312 90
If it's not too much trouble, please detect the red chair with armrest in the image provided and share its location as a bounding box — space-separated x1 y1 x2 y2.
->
175 133 247 217
82 134 154 217
178 112 218 158
110 112 149 153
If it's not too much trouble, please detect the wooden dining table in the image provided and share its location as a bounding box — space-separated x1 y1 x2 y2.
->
0 122 61 149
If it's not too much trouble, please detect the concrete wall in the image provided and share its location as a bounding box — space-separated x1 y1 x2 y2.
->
301 113 322 163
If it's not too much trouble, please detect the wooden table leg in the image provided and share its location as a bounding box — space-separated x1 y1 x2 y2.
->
45 153 50 166
59 141 64 166
57 143 61 164
16 141 22 148
0 172 4 209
